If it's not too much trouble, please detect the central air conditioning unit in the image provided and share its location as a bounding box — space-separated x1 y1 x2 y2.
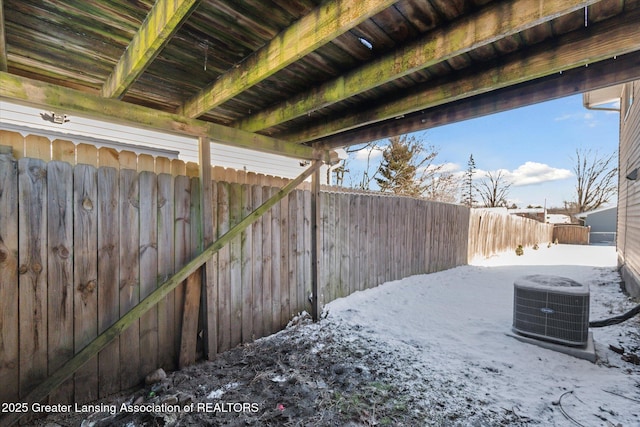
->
513 275 590 347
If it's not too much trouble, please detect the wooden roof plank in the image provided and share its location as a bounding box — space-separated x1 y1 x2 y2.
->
235 0 600 132
0 72 319 160
285 7 640 143
101 0 201 99
179 0 398 118
315 51 640 148
0 0 7 72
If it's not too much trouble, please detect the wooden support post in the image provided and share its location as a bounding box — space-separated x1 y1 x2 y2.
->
198 137 217 360
0 159 323 427
310 160 321 321
180 136 213 367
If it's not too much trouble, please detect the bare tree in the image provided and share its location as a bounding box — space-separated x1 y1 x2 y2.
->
477 170 512 207
569 148 617 213
423 172 460 203
339 141 384 190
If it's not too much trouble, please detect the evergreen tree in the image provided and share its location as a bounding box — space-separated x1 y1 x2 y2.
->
461 154 476 207
375 135 433 197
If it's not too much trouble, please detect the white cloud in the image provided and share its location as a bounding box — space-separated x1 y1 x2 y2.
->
554 111 599 127
353 145 384 161
422 162 460 174
499 162 572 186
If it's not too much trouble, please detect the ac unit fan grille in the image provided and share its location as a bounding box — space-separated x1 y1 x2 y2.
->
513 280 590 347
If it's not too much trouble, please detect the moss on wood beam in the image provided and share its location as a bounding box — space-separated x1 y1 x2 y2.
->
235 0 600 133
0 0 7 72
179 0 397 118
283 8 640 144
315 52 640 148
101 0 200 99
0 72 318 160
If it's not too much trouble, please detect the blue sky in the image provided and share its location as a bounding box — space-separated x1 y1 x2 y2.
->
343 94 620 209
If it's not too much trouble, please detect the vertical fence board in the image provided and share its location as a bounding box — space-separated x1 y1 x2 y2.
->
251 186 264 339
73 164 99 403
47 161 74 404
17 158 48 399
216 182 231 353
270 187 282 330
179 177 202 366
179 271 202 369
119 169 140 390
295 190 306 314
287 191 298 319
174 176 191 361
326 193 336 303
25 135 51 161
0 130 24 158
139 171 158 377
261 187 273 336
360 195 370 290
241 185 253 342
157 173 176 371
97 167 120 398
228 183 242 346
279 190 290 326
97 147 119 168
349 195 359 295
51 140 75 164
338 194 350 298
204 180 219 359
0 153 19 404
367 195 377 290
302 189 311 313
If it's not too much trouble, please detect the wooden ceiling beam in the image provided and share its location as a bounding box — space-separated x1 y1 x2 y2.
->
1 72 319 160
235 0 600 132
0 0 7 72
284 8 640 143
101 0 201 99
314 51 640 148
179 0 397 119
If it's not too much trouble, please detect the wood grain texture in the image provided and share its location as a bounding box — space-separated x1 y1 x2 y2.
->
73 164 99 404
0 152 19 403
46 161 74 404
119 169 140 390
97 166 121 398
18 158 48 398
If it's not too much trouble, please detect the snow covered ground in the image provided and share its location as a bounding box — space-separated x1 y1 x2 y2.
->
326 244 640 426
31 244 639 427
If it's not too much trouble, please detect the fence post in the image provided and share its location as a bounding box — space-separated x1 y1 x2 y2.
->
198 137 218 360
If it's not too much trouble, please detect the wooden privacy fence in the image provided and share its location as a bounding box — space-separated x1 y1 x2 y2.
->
468 209 555 260
0 133 557 411
0 139 317 409
0 142 206 406
553 224 591 245
319 192 470 303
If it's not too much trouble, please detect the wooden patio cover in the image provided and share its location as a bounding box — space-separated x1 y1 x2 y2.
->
1 0 640 160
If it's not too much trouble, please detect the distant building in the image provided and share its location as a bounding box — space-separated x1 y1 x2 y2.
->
574 206 617 245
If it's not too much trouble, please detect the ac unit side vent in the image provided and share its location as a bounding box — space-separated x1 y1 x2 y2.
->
513 275 590 347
